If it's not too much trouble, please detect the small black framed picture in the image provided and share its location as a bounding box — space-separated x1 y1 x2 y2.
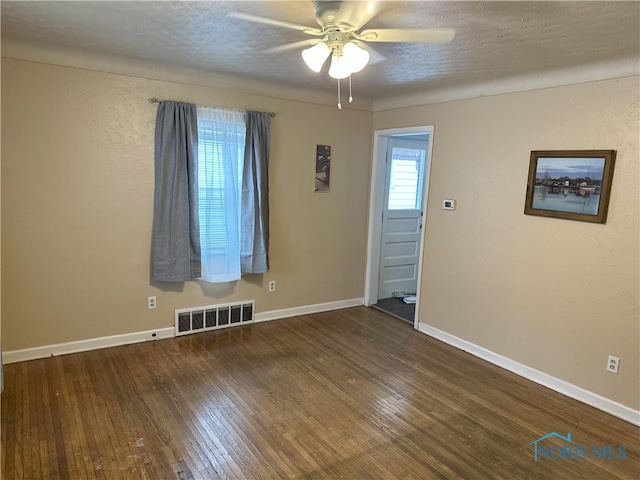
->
314 144 331 193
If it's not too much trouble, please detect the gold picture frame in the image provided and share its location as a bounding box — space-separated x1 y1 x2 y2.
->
524 150 616 223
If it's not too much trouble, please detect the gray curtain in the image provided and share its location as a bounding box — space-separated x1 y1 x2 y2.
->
151 101 201 282
241 111 271 274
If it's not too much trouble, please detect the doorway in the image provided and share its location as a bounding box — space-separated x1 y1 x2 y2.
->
365 126 433 327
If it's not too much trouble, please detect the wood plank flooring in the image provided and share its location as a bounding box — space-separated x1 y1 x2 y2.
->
2 306 639 479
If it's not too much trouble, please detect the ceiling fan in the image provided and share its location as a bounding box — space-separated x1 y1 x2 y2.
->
229 0 456 76
229 1 455 107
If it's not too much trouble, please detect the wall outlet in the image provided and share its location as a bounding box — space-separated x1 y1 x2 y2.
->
268 281 276 292
607 355 619 374
148 296 157 309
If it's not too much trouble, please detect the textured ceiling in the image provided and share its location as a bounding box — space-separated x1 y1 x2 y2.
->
2 1 639 104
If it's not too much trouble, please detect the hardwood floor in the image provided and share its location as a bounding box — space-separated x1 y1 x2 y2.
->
2 306 638 479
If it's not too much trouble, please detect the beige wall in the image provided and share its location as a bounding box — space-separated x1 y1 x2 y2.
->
3 56 638 412
374 76 640 410
1 58 373 351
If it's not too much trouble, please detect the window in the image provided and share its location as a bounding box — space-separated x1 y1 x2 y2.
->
387 146 426 210
152 102 269 284
196 106 246 282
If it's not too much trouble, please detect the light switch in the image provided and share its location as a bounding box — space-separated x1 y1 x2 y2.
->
443 199 456 210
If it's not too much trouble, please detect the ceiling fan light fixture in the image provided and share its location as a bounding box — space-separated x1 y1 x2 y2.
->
341 42 370 73
301 41 331 72
328 54 352 79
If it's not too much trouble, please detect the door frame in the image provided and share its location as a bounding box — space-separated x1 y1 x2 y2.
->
364 125 434 328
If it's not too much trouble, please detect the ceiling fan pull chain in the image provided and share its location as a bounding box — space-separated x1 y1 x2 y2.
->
337 79 342 109
349 75 353 103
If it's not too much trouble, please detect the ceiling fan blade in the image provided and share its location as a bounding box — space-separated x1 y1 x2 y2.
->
263 39 323 54
335 0 383 31
228 11 324 35
358 28 456 43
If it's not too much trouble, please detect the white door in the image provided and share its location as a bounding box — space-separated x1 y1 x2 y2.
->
378 137 428 299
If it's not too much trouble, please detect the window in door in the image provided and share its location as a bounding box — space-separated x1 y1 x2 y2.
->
387 146 426 210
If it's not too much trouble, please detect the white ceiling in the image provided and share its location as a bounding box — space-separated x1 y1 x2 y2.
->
2 1 639 108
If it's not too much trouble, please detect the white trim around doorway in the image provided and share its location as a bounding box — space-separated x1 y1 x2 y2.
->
364 125 435 329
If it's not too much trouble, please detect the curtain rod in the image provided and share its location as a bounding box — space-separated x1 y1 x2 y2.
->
148 98 275 117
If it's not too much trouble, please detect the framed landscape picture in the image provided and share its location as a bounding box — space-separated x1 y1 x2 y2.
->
524 150 616 223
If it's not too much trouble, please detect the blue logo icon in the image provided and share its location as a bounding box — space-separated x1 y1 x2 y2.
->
528 432 626 462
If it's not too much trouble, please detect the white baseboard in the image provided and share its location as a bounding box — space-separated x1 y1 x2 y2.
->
255 298 364 323
8 299 634 427
2 327 176 364
417 322 640 427
1 298 364 365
